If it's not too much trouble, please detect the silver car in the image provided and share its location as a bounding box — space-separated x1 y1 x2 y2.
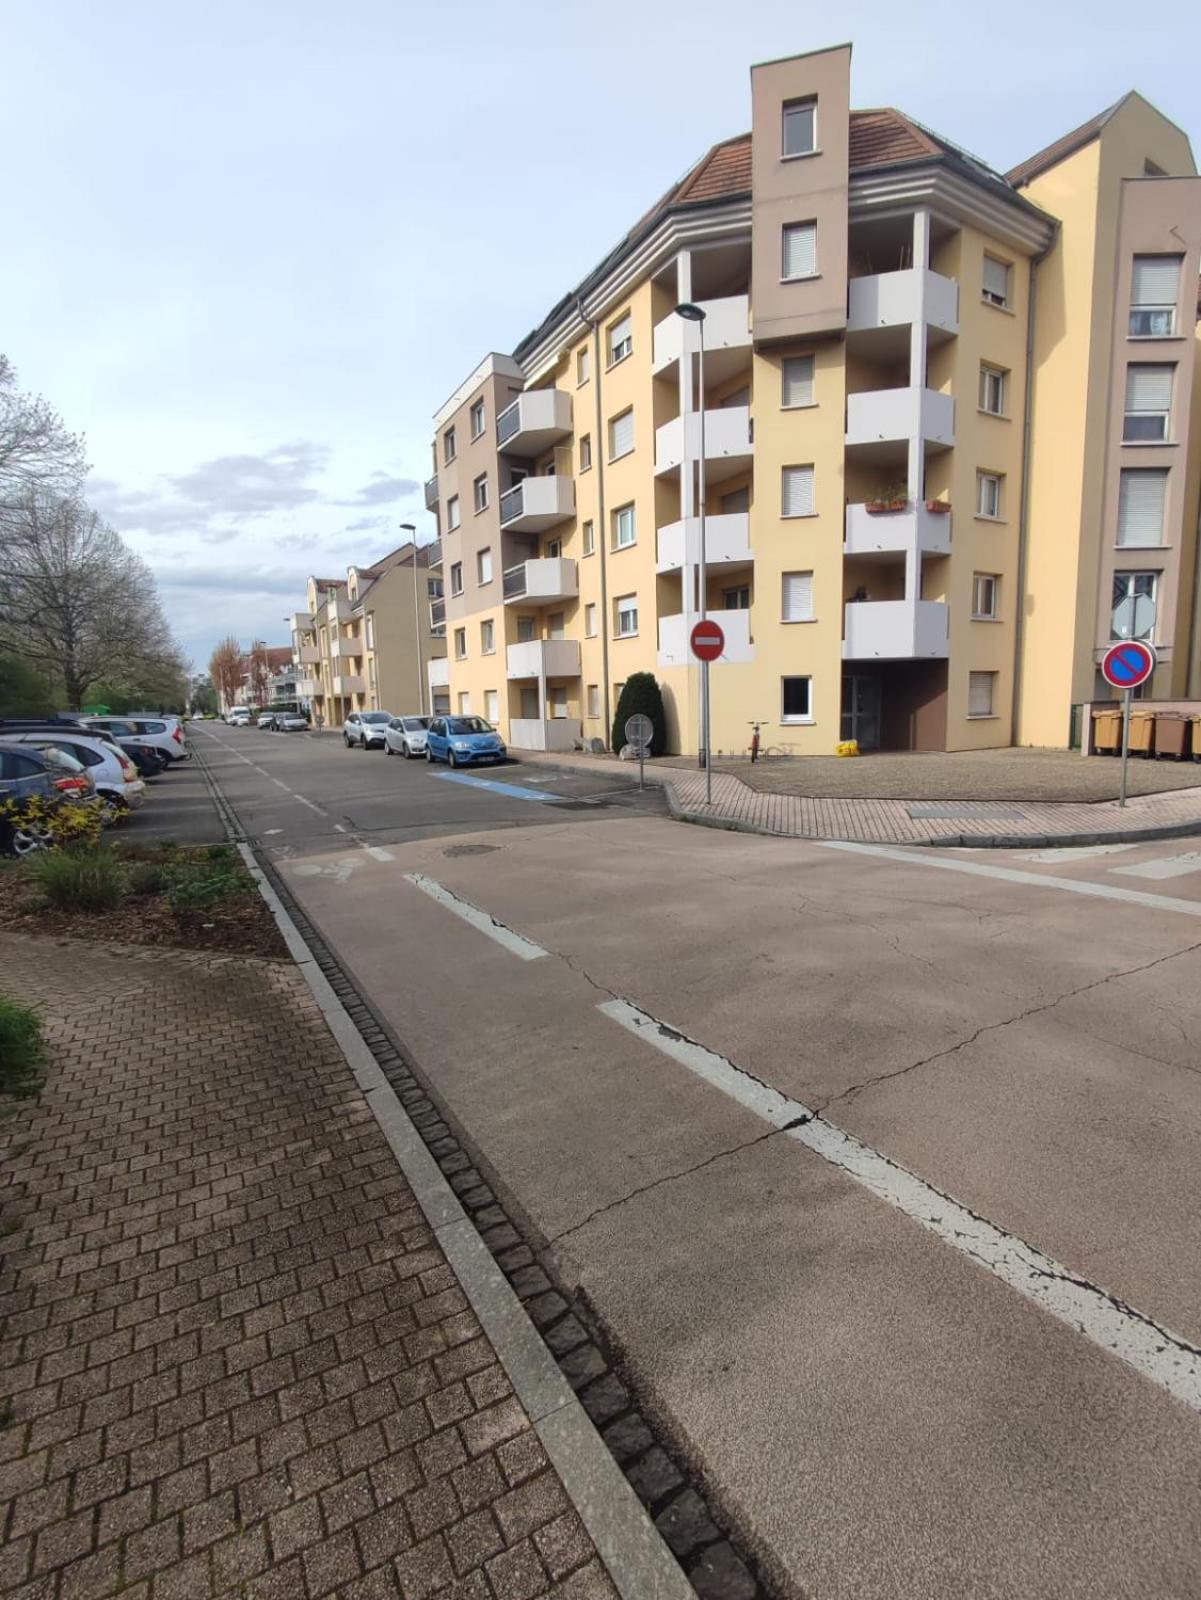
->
343 711 394 748
384 716 431 758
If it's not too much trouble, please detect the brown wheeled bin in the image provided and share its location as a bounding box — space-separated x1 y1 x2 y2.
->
1153 713 1189 759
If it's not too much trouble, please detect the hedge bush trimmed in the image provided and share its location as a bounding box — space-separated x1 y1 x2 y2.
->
611 672 667 757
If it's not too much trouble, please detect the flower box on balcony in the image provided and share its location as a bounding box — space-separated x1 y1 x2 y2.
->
865 499 908 514
925 499 951 514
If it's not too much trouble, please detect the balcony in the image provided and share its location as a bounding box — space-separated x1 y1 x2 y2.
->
295 679 320 698
289 611 314 632
424 539 442 571
845 388 954 461
497 390 572 455
502 558 578 606
844 502 952 558
330 635 363 660
294 644 320 666
427 657 449 690
654 406 752 482
499 475 575 532
424 474 438 510
331 674 366 695
657 608 753 669
324 594 352 623
509 719 583 752
430 597 446 628
843 600 949 660
652 295 751 380
847 269 958 349
656 512 752 574
506 639 581 680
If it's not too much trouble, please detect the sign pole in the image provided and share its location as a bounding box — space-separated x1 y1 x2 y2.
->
638 742 644 793
1119 686 1132 809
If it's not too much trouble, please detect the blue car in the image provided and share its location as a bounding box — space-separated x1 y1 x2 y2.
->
425 715 507 768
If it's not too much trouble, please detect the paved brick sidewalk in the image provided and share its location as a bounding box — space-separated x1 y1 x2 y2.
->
0 934 618 1600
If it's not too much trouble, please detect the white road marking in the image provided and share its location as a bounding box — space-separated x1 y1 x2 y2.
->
819 839 1201 918
333 823 348 833
263 828 283 836
292 793 326 815
597 997 1201 1413
271 778 291 791
363 845 395 862
1011 844 1136 863
404 873 547 961
1111 851 1201 882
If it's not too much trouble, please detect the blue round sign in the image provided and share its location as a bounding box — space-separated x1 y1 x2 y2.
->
1101 640 1156 690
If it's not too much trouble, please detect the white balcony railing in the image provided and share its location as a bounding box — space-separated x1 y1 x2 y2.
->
506 639 581 680
294 644 320 665
295 678 320 697
657 608 753 669
843 600 949 660
847 269 958 337
652 295 751 374
509 719 582 752
496 389 573 455
844 502 952 557
331 673 366 695
656 512 752 574
498 475 575 532
501 558 578 606
424 474 438 510
289 610 314 632
324 594 352 623
845 387 955 451
427 657 450 689
330 635 362 659
655 406 752 478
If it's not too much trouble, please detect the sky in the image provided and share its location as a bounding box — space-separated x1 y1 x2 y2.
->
3 0 1198 671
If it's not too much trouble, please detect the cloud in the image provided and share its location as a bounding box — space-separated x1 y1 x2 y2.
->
338 471 419 507
345 513 392 533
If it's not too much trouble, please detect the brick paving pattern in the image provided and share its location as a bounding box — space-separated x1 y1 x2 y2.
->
0 933 617 1600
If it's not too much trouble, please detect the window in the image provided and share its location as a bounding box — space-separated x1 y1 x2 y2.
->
782 464 815 517
723 585 751 610
587 684 600 719
546 538 561 559
477 547 493 584
781 355 815 408
781 571 813 622
979 364 1007 416
782 221 817 281
457 692 471 715
609 408 634 460
1117 468 1167 547
616 595 638 637
1112 572 1157 638
976 471 1003 519
473 473 489 513
972 573 1000 619
982 255 1011 309
516 616 535 642
547 612 565 640
722 486 750 513
577 346 590 386
450 561 463 595
443 426 457 464
585 603 597 637
484 690 499 724
447 495 461 531
580 434 592 472
480 619 495 654
582 520 595 556
968 672 997 718
607 312 632 366
1130 255 1181 337
782 96 816 158
781 676 812 724
1123 365 1173 442
470 399 485 439
549 686 568 719
612 503 636 549
453 627 467 661
365 615 375 649
428 577 444 598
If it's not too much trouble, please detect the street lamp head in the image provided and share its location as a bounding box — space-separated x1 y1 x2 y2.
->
675 302 706 322
399 521 416 533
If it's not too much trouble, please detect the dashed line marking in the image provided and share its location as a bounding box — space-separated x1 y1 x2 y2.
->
363 845 395 862
404 873 547 961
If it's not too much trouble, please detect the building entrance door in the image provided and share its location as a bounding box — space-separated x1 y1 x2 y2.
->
841 675 881 750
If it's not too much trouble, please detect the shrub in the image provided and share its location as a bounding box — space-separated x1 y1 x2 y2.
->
126 861 166 897
611 672 667 757
0 996 47 1095
161 854 244 913
0 795 103 853
32 845 124 912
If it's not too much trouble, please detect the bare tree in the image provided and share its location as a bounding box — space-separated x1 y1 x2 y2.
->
0 490 182 709
0 356 87 502
209 636 244 712
246 640 271 708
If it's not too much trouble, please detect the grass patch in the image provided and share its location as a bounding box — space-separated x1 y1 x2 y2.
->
32 845 124 912
161 848 244 912
0 997 45 1096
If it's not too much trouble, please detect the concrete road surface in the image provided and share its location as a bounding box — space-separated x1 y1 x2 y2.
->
195 725 1201 1600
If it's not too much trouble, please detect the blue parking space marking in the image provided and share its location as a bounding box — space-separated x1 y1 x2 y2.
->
430 770 554 802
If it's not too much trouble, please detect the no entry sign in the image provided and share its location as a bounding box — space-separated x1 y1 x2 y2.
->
1101 639 1156 691
690 619 725 662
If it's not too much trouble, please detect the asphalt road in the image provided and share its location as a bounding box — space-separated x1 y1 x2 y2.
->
197 722 1201 1600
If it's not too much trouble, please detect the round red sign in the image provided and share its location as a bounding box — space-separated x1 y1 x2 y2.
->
1101 639 1156 691
690 619 725 662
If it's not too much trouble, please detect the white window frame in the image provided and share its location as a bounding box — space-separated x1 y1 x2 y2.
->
577 347 590 386
446 495 461 532
582 520 595 557
982 255 1011 310
782 96 817 159
781 464 815 518
971 573 1000 620
615 594 639 638
780 675 813 725
607 312 632 367
781 221 817 282
979 364 1007 416
484 689 499 724
443 426 457 464
1123 365 1173 443
469 399 485 440
1116 468 1168 548
1129 255 1181 338
1112 571 1157 639
584 602 597 638
449 561 464 596
453 627 467 661
476 547 493 585
480 618 495 655
586 684 600 719
457 692 471 715
781 354 815 409
580 434 592 472
976 471 1003 520
608 408 635 461
473 473 488 514
781 570 813 623
612 503 636 550
968 671 997 719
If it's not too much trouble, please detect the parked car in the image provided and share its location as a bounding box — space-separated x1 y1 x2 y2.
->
0 743 95 856
83 715 189 764
279 712 309 731
227 708 252 726
384 716 431 758
0 730 145 820
343 711 395 749
122 744 168 779
257 711 279 730
424 716 507 767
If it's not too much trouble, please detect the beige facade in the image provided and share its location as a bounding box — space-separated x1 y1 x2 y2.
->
289 543 445 729
424 50 1200 757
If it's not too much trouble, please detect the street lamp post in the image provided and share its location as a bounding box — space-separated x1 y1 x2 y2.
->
675 302 710 801
400 522 424 715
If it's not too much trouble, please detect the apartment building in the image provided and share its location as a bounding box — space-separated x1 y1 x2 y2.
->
424 45 1201 755
289 540 445 728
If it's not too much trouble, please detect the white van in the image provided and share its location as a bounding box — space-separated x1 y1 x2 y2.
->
228 708 252 726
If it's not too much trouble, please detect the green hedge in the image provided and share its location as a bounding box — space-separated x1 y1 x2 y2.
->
611 673 667 757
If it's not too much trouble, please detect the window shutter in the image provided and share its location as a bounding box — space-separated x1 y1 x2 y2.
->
982 256 1009 301
610 409 634 457
609 314 631 356
781 571 813 621
969 673 994 717
1117 469 1167 546
1125 365 1172 412
782 222 816 279
1132 256 1181 305
782 356 814 407
782 465 814 517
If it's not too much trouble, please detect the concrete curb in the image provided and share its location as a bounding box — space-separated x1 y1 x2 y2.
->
233 843 694 1600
